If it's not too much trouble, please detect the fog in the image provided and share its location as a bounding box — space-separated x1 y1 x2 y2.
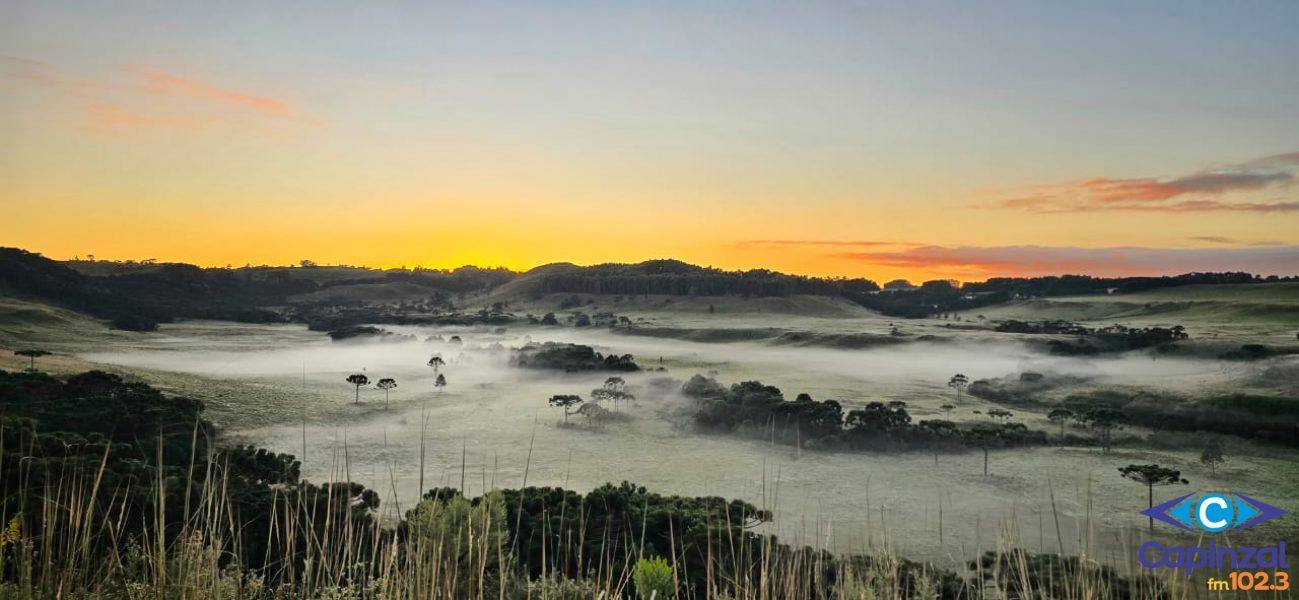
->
79 321 1245 567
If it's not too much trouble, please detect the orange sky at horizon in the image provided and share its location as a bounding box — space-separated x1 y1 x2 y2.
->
3 3 1298 283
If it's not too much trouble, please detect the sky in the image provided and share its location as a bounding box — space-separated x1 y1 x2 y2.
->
3 1 1298 282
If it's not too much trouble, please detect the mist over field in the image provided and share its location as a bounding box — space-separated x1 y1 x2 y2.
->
73 319 1298 567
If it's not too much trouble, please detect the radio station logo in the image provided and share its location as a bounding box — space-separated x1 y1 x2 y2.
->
1138 490 1290 588
1143 491 1286 533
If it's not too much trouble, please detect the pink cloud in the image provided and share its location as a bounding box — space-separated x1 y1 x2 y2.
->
838 245 1299 278
127 67 298 118
3 56 313 136
984 151 1299 213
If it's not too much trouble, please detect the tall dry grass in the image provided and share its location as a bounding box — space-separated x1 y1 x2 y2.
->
0 427 1215 600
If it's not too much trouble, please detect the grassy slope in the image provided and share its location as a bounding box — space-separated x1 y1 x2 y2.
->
959 282 1299 344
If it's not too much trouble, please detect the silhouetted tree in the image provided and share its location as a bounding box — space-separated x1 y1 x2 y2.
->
1200 439 1225 475
14 349 50 371
1118 464 1188 532
377 378 397 407
591 376 635 411
965 427 1001 476
427 354 445 373
346 373 370 403
434 373 447 394
549 394 583 423
948 373 969 403
987 408 1013 423
1047 408 1073 438
1084 408 1126 452
940 403 956 421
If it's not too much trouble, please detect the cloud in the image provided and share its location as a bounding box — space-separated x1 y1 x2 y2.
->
984 151 1299 213
126 67 299 119
737 239 910 248
2 56 313 136
837 245 1299 278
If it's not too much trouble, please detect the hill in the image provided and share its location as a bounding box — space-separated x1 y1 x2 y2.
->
3 247 1294 328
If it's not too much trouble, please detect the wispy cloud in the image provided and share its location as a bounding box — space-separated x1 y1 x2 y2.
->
2 56 314 136
127 67 299 119
837 245 1299 278
737 239 911 248
983 151 1299 214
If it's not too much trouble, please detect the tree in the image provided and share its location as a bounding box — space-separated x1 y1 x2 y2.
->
591 376 635 411
964 426 1002 476
434 373 447 394
548 394 583 423
1118 464 1188 532
346 373 370 404
427 354 445 373
845 401 910 432
577 402 610 426
1047 408 1073 438
948 374 969 403
14 349 51 371
376 378 397 407
940 403 956 421
1084 408 1126 452
1200 439 1225 474
540 312 559 326
987 408 1014 423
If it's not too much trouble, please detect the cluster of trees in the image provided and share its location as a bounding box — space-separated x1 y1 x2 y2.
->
524 310 634 328
302 304 510 333
341 353 449 406
0 247 304 330
969 372 1295 449
511 342 639 372
994 320 1190 354
859 272 1278 318
993 320 1092 335
548 377 636 425
529 260 881 301
0 248 518 332
681 375 1046 464
857 280 1006 318
1218 343 1299 361
1073 390 1299 448
964 272 1271 297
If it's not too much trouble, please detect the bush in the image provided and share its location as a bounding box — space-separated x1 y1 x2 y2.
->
633 556 675 599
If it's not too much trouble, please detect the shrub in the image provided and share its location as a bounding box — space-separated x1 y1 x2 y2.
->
634 556 675 600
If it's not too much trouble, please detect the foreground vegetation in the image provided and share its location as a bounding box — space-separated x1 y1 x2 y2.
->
0 368 1197 598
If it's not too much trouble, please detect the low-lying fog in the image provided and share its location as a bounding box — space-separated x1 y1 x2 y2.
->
80 321 1270 567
